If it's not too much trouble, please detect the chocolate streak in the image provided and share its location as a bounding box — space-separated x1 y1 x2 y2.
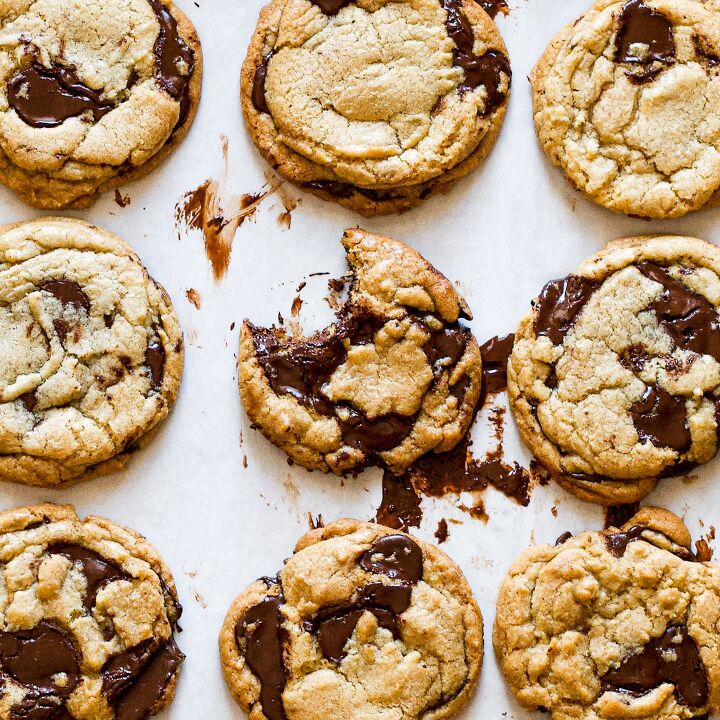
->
613 0 676 83
601 625 707 707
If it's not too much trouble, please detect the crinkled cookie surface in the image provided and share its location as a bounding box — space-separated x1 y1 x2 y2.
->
533 0 720 219
238 227 482 475
0 503 184 720
0 217 183 487
509 235 720 505
494 507 720 720
219 519 483 720
241 0 510 215
0 0 202 209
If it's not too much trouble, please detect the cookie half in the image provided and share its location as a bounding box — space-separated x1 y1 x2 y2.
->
509 235 720 505
241 0 511 216
220 519 483 720
0 502 184 720
238 227 482 475
0 0 202 209
532 0 720 219
494 506 720 720
0 217 183 487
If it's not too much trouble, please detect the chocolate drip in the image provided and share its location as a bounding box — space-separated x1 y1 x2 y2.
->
613 0 675 83
252 52 273 114
147 0 195 101
47 544 127 611
8 62 113 128
145 339 166 390
308 583 412 663
359 534 423 583
441 0 510 110
39 280 91 312
375 471 423 530
103 638 184 720
638 262 720 361
630 384 691 453
479 333 514 404
0 622 80 718
236 596 287 720
533 275 599 345
601 625 707 707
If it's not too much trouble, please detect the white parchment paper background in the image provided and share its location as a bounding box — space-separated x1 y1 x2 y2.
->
1 0 719 717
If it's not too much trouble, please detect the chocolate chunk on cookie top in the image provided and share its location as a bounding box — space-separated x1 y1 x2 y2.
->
494 507 719 720
219 520 483 720
0 503 184 720
241 0 510 216
238 228 483 476
0 217 183 488
0 0 202 209
532 0 720 219
508 235 720 505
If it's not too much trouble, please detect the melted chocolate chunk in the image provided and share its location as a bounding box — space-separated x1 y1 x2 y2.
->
601 625 707 707
309 583 412 663
339 407 415 452
630 384 691 453
147 0 195 101
8 62 113 128
605 524 696 560
479 333 514 403
236 596 287 720
423 325 468 374
0 622 80 717
555 531 573 545
252 52 273 114
47 544 127 611
604 503 640 529
441 0 511 110
145 340 166 390
533 275 599 345
309 0 352 14
375 471 423 530
613 0 675 83
359 534 423 583
638 262 720 361
21 392 37 413
39 280 91 313
304 180 398 202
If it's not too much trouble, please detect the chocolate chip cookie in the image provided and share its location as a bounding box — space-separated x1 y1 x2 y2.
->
0 0 202 209
509 234 720 505
532 0 720 219
238 227 482 475
0 502 184 720
0 217 183 487
219 519 483 720
242 0 511 216
494 506 720 720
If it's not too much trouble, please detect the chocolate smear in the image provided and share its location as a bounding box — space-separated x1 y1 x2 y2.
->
435 518 449 543
638 262 720 361
39 280 91 313
479 333 514 405
147 0 195 101
252 53 273 114
8 62 114 128
613 0 675 83
630 384 691 453
359 534 423 584
534 275 599 345
236 596 287 720
601 625 707 707
48 544 127 611
475 459 531 506
308 583 412 663
375 471 423 530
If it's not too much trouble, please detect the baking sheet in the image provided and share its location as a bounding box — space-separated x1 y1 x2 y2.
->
1 0 719 717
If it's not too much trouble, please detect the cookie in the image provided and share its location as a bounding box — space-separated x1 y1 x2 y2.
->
494 506 720 720
0 0 202 209
532 0 720 219
241 0 511 216
238 227 482 475
0 502 184 720
508 234 720 505
219 519 483 720
0 217 183 487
